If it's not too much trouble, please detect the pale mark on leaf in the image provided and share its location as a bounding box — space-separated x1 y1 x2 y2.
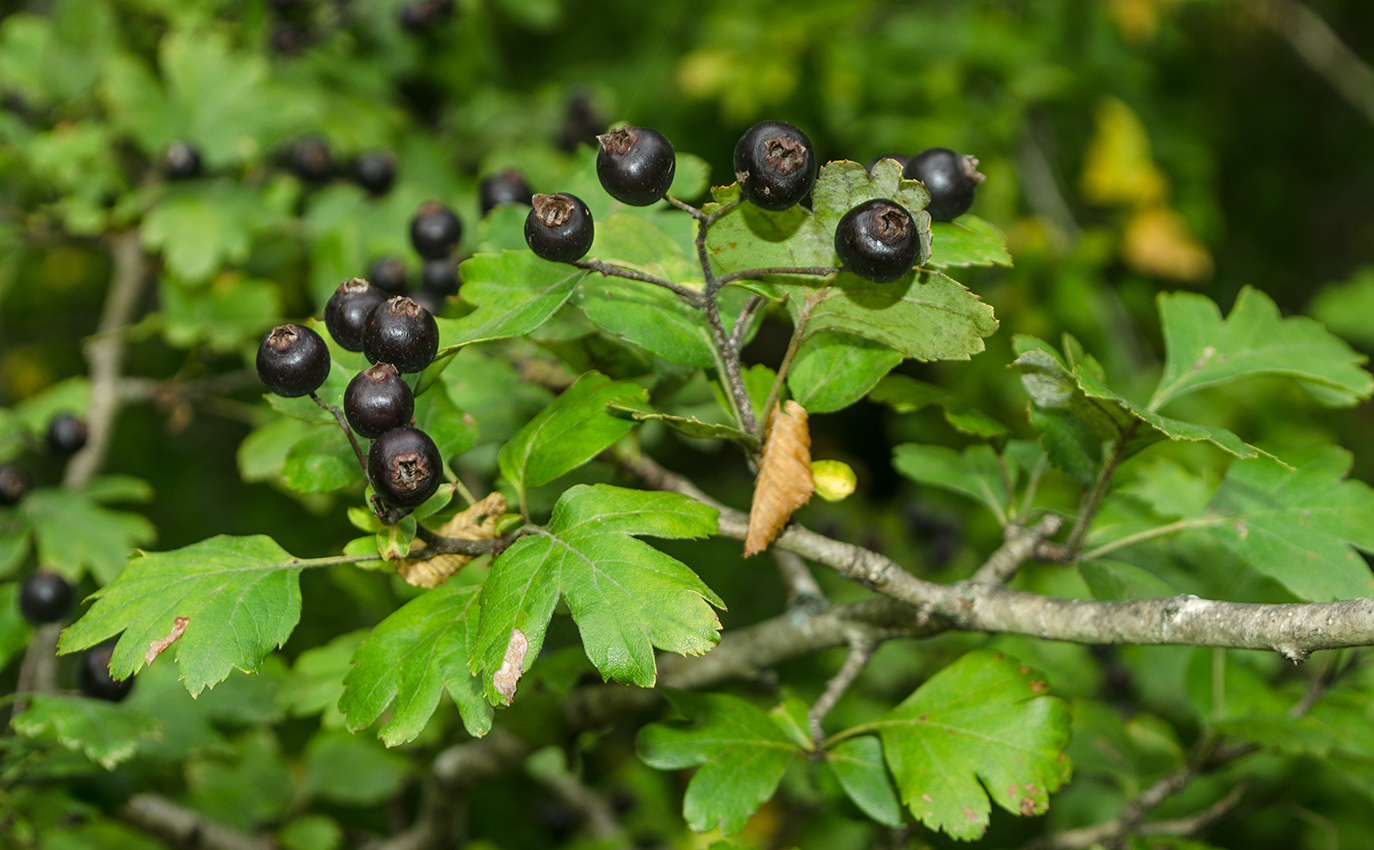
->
493 627 529 703
144 616 189 665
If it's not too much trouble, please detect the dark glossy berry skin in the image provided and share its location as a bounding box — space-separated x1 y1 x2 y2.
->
163 140 203 180
420 259 459 297
0 464 31 506
596 126 676 206
291 137 333 182
864 152 910 175
345 364 414 439
46 414 88 456
903 147 984 222
410 201 463 259
368 256 408 295
479 170 534 215
79 642 134 702
353 151 396 196
368 426 442 508
835 199 922 283
257 324 331 397
20 571 72 625
324 278 386 352
363 297 439 373
524 193 594 263
733 121 818 212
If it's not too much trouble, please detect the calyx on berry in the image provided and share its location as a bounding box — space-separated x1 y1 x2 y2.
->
353 151 397 196
479 170 534 215
0 464 31 506
410 201 463 260
363 296 439 373
834 199 923 283
903 147 984 221
256 324 332 398
19 570 73 625
524 193 594 263
46 413 88 456
78 641 134 702
345 364 415 439
596 126 676 206
733 120 818 212
325 278 386 352
368 426 442 508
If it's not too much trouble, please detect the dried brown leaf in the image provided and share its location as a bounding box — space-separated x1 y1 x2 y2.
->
396 492 508 588
144 616 189 665
744 400 814 556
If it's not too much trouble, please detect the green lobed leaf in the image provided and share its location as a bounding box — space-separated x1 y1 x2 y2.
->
437 251 586 353
1309 267 1374 348
869 373 1009 439
826 736 905 828
186 729 294 831
929 216 1013 268
871 650 1072 840
576 277 756 369
788 332 902 414
1078 559 1178 601
237 417 315 483
160 274 280 352
23 488 155 584
59 535 305 695
412 381 479 460
340 584 494 745
588 211 700 284
637 691 801 835
13 693 161 770
278 630 366 728
608 404 756 449
0 583 33 670
473 485 721 701
282 426 364 495
893 444 1014 524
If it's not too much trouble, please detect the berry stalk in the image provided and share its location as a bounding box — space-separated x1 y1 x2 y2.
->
310 392 368 472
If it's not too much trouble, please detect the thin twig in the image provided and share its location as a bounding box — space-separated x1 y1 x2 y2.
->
1249 0 1374 128
310 392 368 471
760 285 830 427
715 266 841 287
412 525 513 557
773 549 827 615
10 624 60 721
665 195 706 222
1066 424 1136 555
1081 516 1229 562
808 632 875 745
118 793 272 850
569 258 703 304
731 294 767 349
970 517 1064 585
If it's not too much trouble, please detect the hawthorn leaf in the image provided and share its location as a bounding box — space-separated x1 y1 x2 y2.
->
303 730 409 805
637 691 802 834
436 251 586 353
608 404 755 448
13 693 160 769
1150 287 1373 410
160 274 280 352
498 372 648 498
929 216 1013 268
827 736 905 828
870 373 1008 439
788 332 902 413
237 416 314 483
588 211 700 284
810 159 932 240
1309 267 1374 348
871 650 1072 840
278 630 366 728
575 278 755 369
23 488 155 583
412 381 479 459
59 535 305 695
893 444 1013 524
0 583 32 669
473 485 722 702
339 584 493 745
282 426 363 494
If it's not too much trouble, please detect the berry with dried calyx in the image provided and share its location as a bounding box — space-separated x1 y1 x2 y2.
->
557 92 603 152
368 426 442 508
479 170 534 215
834 199 922 283
46 414 88 456
344 363 414 439
524 193 594 263
78 641 134 702
163 140 203 180
420 259 459 297
325 278 386 352
903 147 984 222
368 256 408 295
256 324 332 397
410 201 463 259
363 296 439 373
353 151 397 196
733 120 818 212
596 126 676 206
291 137 334 182
0 464 31 506
19 570 73 625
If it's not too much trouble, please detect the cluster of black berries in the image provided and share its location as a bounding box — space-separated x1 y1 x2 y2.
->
15 571 128 701
0 413 88 510
399 0 455 31
406 201 464 312
257 283 444 510
159 134 397 199
866 147 985 222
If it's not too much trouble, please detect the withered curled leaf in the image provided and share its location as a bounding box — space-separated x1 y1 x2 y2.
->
395 492 508 588
744 400 813 556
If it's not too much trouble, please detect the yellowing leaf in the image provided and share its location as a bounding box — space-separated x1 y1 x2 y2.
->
394 493 508 589
1123 206 1213 282
1080 98 1167 207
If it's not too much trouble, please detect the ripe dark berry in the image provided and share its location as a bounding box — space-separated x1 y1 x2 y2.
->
46 414 88 456
353 151 397 196
733 121 818 212
78 642 134 702
596 126 676 206
479 170 534 215
368 256 408 295
368 426 442 508
363 297 439 373
399 0 454 31
19 571 73 625
410 201 463 260
345 364 415 439
0 464 31 506
257 324 332 397
420 259 459 297
163 140 203 180
524 193 594 263
903 147 984 222
864 153 910 175
558 93 603 152
270 21 308 56
834 199 922 283
291 137 334 182
325 278 386 352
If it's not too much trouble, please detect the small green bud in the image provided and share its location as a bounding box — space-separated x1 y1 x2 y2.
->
810 460 856 502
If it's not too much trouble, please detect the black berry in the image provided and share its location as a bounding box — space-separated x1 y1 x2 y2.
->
420 259 459 297
903 147 984 222
524 193 594 263
479 170 534 215
363 297 439 373
410 201 463 259
345 364 415 439
257 324 332 397
368 426 442 508
0 464 31 506
163 140 203 180
19 571 73 625
291 137 333 182
270 21 308 56
733 120 818 212
596 126 676 206
558 92 603 152
353 151 397 196
834 199 922 283
324 278 386 352
864 153 910 175
399 0 454 31
78 641 134 702
368 256 408 295
46 414 88 456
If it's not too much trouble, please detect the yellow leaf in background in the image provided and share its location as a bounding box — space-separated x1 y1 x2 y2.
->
1111 0 1161 42
1080 98 1167 207
1123 206 1214 282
